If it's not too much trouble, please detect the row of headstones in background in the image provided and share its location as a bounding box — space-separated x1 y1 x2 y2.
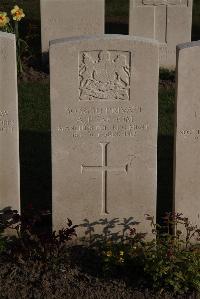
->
130 0 193 68
40 0 193 68
0 32 199 236
0 32 20 213
40 0 105 53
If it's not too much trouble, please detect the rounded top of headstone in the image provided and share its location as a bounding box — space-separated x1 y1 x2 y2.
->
177 40 200 51
50 34 160 47
0 32 15 40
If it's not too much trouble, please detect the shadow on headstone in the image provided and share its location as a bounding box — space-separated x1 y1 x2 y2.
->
79 217 142 244
69 216 144 277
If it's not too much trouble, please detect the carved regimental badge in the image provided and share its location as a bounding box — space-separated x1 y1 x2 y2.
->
79 50 131 101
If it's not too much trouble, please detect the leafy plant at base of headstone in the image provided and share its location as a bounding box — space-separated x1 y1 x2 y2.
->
0 209 199 296
0 5 28 74
142 213 200 295
84 220 147 280
0 223 6 253
0 207 77 261
87 213 200 295
0 208 20 254
100 234 145 279
0 235 6 253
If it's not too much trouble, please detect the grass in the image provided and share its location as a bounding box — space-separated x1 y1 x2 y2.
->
106 0 129 17
158 88 175 136
18 81 50 132
18 82 51 213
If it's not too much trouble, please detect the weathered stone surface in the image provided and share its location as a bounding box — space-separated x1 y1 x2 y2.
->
129 0 193 68
40 0 104 54
50 35 159 236
0 32 20 212
174 41 200 229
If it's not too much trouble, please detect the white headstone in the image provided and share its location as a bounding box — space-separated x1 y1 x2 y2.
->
0 32 20 212
40 0 105 54
50 35 159 236
174 41 200 229
129 0 193 68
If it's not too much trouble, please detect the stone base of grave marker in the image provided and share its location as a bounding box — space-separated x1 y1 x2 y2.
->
50 35 159 238
0 32 20 213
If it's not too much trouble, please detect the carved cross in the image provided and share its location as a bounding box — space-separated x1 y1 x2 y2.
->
81 142 128 214
141 0 188 43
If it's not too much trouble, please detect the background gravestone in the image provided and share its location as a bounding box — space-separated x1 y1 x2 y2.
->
40 0 105 55
129 0 193 68
50 35 159 235
0 32 20 212
174 41 200 228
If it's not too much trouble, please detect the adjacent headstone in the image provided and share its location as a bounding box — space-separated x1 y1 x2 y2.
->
174 41 200 229
50 35 159 235
40 0 105 55
129 0 193 68
0 32 20 212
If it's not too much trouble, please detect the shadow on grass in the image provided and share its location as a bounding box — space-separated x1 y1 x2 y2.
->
19 130 52 229
105 22 128 34
157 135 174 223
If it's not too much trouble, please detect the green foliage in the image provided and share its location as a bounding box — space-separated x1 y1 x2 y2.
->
0 207 77 260
88 213 200 296
0 233 6 254
142 214 200 295
0 209 199 296
0 208 19 254
97 228 146 278
144 244 200 294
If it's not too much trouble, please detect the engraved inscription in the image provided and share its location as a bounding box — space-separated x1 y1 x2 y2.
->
79 51 131 101
0 110 15 133
57 105 149 138
0 110 8 117
81 142 128 214
179 128 200 142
